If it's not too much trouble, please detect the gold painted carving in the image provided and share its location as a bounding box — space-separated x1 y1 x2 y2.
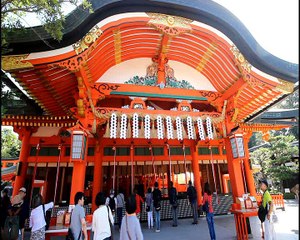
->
196 42 218 72
230 45 251 73
146 61 158 77
147 13 192 36
73 26 103 55
113 29 122 64
276 79 294 94
1 54 33 71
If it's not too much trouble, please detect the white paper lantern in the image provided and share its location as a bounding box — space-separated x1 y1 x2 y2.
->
197 117 205 140
176 117 183 140
166 116 174 140
156 115 164 139
132 113 139 138
110 113 117 139
206 117 213 140
120 114 128 139
186 116 195 139
144 115 151 139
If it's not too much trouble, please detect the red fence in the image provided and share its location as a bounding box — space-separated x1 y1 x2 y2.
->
256 193 285 211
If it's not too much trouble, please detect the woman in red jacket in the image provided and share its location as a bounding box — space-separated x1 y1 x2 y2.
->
202 182 216 240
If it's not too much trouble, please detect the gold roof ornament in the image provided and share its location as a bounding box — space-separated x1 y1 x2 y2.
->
276 79 294 94
147 13 192 36
230 45 251 73
72 25 103 55
1 54 33 71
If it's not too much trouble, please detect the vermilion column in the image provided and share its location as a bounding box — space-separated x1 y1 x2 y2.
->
70 161 87 204
243 136 256 196
192 145 202 206
92 140 103 212
224 137 245 202
12 127 32 197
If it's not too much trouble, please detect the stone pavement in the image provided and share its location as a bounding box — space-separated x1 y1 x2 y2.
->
24 199 298 239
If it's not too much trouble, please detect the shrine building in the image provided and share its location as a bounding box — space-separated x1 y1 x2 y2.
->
1 0 298 222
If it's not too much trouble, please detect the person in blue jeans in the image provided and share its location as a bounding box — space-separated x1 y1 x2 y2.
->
202 182 216 240
152 182 162 232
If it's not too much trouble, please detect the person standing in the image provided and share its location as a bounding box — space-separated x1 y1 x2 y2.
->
120 194 143 240
152 182 162 232
29 194 53 240
169 181 178 227
10 187 30 240
259 179 276 240
116 188 125 229
92 192 114 240
1 188 11 236
187 181 198 224
106 189 117 219
145 188 153 229
202 182 216 240
70 192 88 240
134 188 144 220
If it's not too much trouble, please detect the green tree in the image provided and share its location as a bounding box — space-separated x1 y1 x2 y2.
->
248 132 264 149
267 135 298 192
251 135 299 193
1 0 93 49
1 128 21 159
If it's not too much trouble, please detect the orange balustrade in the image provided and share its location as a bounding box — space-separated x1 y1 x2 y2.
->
2 160 19 168
256 193 285 210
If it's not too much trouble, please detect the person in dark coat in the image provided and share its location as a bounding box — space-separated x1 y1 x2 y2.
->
187 180 198 224
169 181 178 227
1 189 11 234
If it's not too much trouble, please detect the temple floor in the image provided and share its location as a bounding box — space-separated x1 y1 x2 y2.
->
23 199 298 240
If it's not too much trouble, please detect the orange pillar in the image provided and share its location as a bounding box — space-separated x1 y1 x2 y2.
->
192 144 202 206
12 127 32 197
92 141 103 212
243 136 256 196
70 161 87 205
224 137 245 203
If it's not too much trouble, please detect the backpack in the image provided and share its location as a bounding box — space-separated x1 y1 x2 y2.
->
109 197 116 212
3 215 19 240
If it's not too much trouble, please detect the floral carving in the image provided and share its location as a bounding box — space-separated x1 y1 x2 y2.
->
198 91 222 101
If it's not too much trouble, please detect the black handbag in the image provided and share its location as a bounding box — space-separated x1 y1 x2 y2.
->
146 206 150 212
258 204 268 223
202 201 209 213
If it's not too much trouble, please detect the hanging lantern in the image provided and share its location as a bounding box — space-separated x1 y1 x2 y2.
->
197 117 205 140
206 117 213 140
120 114 128 139
110 113 117 139
144 115 151 139
229 134 245 159
132 113 139 138
157 115 164 139
68 125 88 161
176 117 183 140
166 116 174 140
186 116 195 139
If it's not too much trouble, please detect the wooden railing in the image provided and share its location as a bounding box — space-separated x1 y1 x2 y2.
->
256 193 285 211
1 160 19 168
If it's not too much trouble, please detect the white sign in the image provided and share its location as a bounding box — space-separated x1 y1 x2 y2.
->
285 188 290 193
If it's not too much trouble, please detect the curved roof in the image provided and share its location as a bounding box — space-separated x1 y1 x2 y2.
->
4 0 298 83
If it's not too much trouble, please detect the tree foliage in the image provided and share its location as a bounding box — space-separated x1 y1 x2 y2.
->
1 0 93 48
1 128 21 159
250 134 299 192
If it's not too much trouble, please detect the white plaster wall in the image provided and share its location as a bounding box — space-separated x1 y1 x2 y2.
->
96 58 216 91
